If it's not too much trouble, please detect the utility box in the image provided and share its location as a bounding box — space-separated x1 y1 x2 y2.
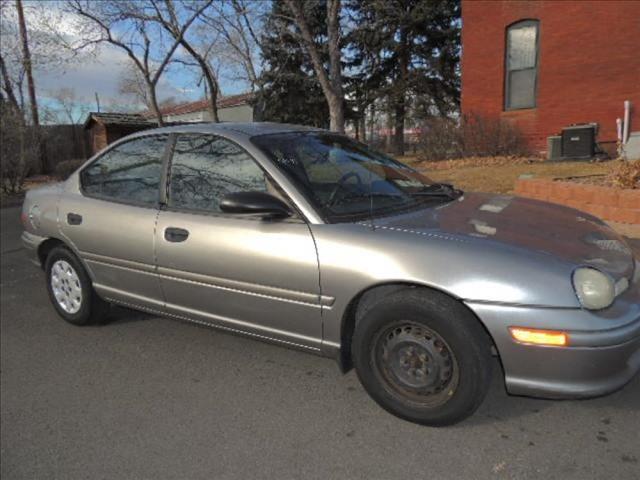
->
547 136 562 160
622 131 640 162
561 124 596 159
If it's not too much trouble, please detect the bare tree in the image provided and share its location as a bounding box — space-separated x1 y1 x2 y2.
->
43 87 90 159
14 0 49 173
15 0 39 127
118 62 153 110
135 0 220 121
68 0 208 126
1 1 94 175
283 0 344 133
201 0 266 93
46 87 89 125
1 0 87 117
0 105 35 193
0 52 21 114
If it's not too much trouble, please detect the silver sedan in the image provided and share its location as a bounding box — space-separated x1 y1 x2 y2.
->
21 123 640 426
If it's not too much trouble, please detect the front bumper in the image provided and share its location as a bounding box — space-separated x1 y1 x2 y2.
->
467 284 640 399
21 230 47 267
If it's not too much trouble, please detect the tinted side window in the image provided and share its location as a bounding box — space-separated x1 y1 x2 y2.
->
169 134 268 212
81 135 168 206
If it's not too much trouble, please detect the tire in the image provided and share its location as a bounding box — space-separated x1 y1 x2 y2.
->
44 245 110 326
352 288 492 426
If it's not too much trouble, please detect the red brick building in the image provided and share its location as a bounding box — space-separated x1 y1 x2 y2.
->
461 0 640 156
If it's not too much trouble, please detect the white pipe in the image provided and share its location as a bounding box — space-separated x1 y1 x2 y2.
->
623 100 630 144
616 118 622 142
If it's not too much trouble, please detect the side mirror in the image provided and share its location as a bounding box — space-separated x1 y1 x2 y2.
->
220 191 292 219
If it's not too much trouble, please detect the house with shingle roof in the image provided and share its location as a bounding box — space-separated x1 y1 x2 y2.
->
83 93 255 155
83 112 156 155
155 92 254 123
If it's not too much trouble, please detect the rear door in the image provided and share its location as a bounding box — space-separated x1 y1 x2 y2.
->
155 133 323 351
59 134 169 310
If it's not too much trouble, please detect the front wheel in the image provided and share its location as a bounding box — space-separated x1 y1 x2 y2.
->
352 288 492 426
45 245 109 325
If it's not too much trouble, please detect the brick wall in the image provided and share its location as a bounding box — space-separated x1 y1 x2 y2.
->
461 0 640 155
515 178 640 224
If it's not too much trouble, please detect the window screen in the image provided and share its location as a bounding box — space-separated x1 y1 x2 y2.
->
81 135 167 206
505 20 539 110
168 134 268 213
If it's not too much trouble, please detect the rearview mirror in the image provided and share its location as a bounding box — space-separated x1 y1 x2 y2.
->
220 191 292 219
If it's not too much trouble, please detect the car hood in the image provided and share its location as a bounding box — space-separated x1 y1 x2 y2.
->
373 192 635 280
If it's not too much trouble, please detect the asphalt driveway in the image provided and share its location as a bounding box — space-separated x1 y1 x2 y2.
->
1 206 638 479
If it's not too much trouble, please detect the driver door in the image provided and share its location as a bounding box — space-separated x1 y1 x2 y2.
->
155 133 323 351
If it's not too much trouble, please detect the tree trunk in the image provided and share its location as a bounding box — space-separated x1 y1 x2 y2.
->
393 101 405 155
392 26 410 156
285 0 344 133
16 0 37 127
16 0 46 173
0 54 21 114
328 93 344 133
326 0 344 133
148 82 164 126
369 103 375 144
174 37 220 123
204 67 220 123
385 105 392 151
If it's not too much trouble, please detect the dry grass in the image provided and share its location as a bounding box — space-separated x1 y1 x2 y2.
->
410 155 540 171
398 155 615 194
608 161 640 189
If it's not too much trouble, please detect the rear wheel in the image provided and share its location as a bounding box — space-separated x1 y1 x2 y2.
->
45 246 109 325
353 288 492 426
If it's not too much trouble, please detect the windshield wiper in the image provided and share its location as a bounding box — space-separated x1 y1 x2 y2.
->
332 191 406 206
411 183 463 199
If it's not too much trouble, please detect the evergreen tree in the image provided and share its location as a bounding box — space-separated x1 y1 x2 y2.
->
255 0 329 128
347 0 460 154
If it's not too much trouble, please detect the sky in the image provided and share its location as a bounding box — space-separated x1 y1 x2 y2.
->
1 1 254 122
35 42 251 110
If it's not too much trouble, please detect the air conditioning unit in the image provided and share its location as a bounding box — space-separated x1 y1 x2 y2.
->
547 136 562 160
561 124 596 159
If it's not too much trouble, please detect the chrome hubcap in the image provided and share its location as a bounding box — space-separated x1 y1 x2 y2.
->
50 260 82 314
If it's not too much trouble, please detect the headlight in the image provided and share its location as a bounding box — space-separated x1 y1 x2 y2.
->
572 267 615 310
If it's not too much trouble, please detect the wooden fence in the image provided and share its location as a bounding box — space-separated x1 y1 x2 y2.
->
40 124 91 173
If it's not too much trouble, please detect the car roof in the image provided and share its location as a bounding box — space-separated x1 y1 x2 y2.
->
137 121 325 139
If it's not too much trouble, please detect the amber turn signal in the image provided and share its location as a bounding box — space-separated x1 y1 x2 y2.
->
509 327 568 346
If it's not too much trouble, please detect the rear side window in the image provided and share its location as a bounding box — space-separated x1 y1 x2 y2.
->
80 135 168 206
168 134 268 213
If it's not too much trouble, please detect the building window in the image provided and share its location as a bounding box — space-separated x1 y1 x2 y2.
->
505 20 539 110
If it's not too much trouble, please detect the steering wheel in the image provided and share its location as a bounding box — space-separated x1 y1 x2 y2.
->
327 171 364 207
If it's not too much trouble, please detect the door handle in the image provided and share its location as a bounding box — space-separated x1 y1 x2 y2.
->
67 213 83 225
164 227 189 243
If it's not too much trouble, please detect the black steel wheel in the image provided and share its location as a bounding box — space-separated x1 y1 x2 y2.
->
353 288 492 426
373 322 459 408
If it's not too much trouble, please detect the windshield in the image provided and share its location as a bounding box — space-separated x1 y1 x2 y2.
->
251 132 460 222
